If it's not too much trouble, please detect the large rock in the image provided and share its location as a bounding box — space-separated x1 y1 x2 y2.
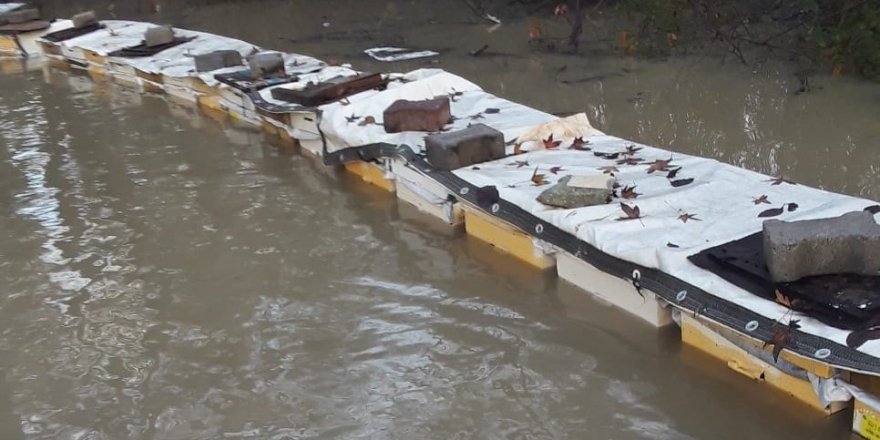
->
383 97 451 133
763 211 880 282
194 50 242 72
537 175 614 209
144 25 174 48
425 124 504 170
72 11 97 29
248 51 285 79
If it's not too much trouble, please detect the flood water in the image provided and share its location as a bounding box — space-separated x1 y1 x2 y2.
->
1 1 878 439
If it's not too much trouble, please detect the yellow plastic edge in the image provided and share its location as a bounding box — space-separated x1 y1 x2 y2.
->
343 161 395 192
462 207 555 270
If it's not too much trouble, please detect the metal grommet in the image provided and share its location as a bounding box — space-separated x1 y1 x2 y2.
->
675 290 687 302
459 187 470 195
745 320 759 332
491 203 500 213
632 269 641 280
535 224 544 234
815 348 831 359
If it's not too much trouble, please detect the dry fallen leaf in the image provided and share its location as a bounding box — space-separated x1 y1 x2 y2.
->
678 212 700 223
513 143 524 155
619 185 641 200
554 3 568 16
345 114 360 123
529 23 543 41
624 144 643 156
647 157 673 174
767 176 795 186
569 136 590 150
763 320 800 362
358 115 377 126
543 134 562 150
617 157 643 166
617 202 642 221
531 167 549 186
753 195 770 205
509 160 530 168
550 166 564 175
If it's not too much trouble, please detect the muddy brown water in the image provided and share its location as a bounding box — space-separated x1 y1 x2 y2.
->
1 1 878 439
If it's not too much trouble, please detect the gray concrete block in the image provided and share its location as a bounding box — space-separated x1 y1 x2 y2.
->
144 25 174 48
763 211 880 282
72 11 97 29
425 123 504 170
3 8 39 24
194 50 242 72
248 51 285 79
383 97 451 133
537 175 612 209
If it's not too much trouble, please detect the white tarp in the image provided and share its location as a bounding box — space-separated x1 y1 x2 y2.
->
364 47 438 62
319 68 557 154
452 129 880 359
0 3 24 14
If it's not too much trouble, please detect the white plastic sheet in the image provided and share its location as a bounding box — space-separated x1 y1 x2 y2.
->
319 68 557 154
452 130 880 359
0 3 24 14
365 47 438 62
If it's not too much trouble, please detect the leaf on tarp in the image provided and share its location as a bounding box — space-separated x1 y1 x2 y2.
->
767 176 795 186
531 167 549 186
617 202 641 221
357 115 377 126
513 143 524 155
569 137 590 151
469 113 485 120
619 185 640 200
647 157 673 173
345 114 360 123
624 144 643 156
475 185 500 208
550 166 564 175
678 212 700 223
543 134 562 149
865 205 880 214
595 151 620 160
670 178 694 187
509 160 530 168
758 207 784 218
666 167 681 179
775 290 796 308
484 107 501 114
616 157 643 166
753 194 770 205
471 166 480 170
787 202 799 212
763 320 800 362
598 165 619 175
846 327 880 349
667 242 680 248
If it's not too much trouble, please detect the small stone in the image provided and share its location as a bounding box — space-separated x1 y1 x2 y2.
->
425 124 504 170
144 25 174 48
537 175 613 209
194 50 243 72
72 11 97 29
382 97 451 133
248 51 285 79
764 211 880 282
2 8 39 24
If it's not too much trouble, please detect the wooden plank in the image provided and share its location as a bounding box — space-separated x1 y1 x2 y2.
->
270 72 387 107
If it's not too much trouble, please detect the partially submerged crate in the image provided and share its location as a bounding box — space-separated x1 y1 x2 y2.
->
681 314 850 414
556 252 674 327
